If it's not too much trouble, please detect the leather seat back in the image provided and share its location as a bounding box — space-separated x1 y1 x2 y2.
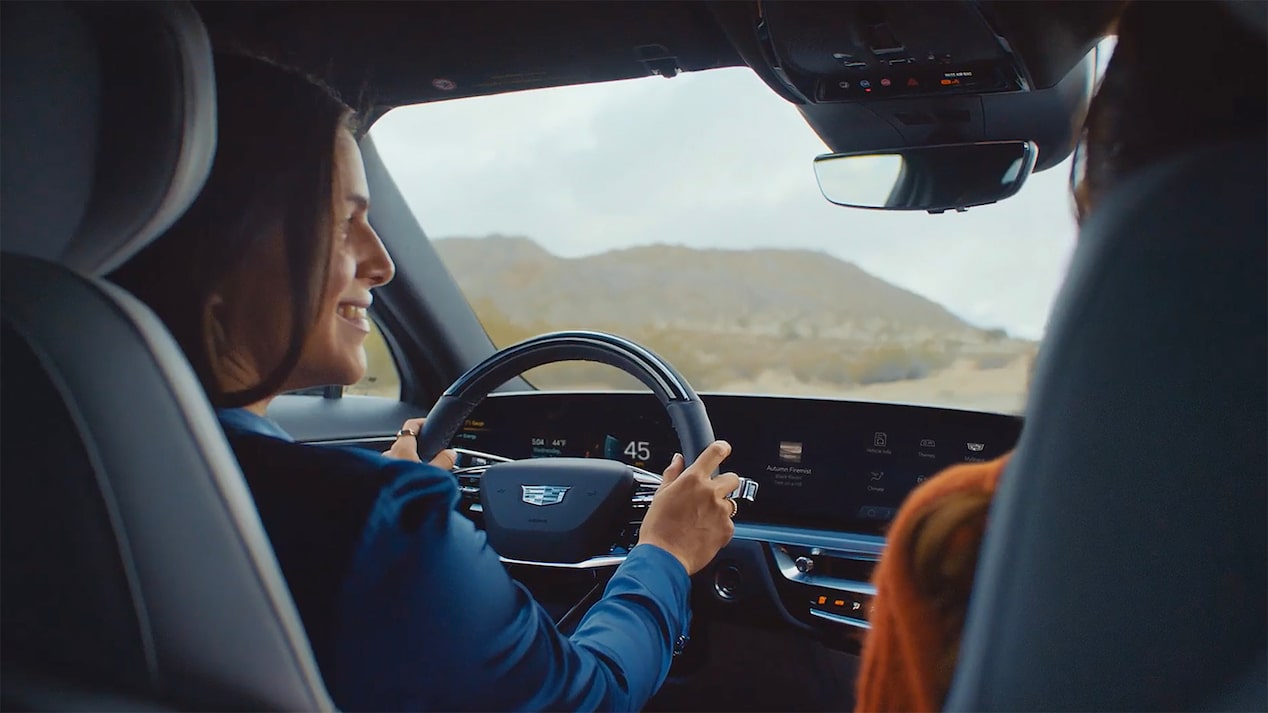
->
946 140 1266 710
1 3 333 709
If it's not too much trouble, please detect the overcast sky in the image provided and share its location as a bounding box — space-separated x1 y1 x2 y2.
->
370 63 1098 340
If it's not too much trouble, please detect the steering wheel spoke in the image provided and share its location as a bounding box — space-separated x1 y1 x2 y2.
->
452 446 514 471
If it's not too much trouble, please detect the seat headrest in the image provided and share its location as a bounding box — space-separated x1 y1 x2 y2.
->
947 137 1266 710
0 1 215 276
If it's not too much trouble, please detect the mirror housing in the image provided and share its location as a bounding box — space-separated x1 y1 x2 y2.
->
813 141 1038 213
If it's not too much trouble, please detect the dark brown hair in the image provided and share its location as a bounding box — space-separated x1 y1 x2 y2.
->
112 53 356 408
1073 1 1268 221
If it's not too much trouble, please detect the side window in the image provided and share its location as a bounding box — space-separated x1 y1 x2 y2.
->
345 320 401 398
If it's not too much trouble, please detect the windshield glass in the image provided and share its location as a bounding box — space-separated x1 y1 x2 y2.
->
370 66 1085 414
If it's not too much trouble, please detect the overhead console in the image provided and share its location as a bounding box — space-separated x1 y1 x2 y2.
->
726 0 1112 171
757 1 1029 105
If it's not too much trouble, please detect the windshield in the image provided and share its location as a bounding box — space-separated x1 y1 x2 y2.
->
370 67 1083 414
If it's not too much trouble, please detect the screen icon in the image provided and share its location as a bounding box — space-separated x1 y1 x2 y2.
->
778 441 803 463
919 438 936 448
966 442 985 452
873 432 888 447
869 470 885 481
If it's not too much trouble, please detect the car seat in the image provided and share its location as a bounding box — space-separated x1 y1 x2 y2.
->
0 2 334 709
944 76 1267 713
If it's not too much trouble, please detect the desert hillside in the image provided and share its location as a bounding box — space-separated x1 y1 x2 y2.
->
425 236 1035 412
436 235 971 334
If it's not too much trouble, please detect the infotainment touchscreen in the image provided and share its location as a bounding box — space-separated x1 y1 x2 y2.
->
453 392 1023 536
710 397 1020 534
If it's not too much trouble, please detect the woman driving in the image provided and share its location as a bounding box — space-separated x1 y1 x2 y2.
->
112 53 741 712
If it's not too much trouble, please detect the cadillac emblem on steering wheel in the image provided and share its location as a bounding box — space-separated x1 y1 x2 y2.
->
521 485 572 506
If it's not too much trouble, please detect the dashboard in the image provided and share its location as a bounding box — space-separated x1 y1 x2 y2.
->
453 391 1021 537
289 389 1021 644
449 391 1021 641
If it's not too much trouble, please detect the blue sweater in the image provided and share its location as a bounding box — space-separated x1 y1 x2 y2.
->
217 408 690 711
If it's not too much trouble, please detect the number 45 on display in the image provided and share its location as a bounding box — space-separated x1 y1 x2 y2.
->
624 441 651 461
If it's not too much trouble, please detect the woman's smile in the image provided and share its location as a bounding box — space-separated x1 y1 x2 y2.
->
336 301 371 333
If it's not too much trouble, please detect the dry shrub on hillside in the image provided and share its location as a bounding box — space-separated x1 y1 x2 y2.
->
446 299 1028 393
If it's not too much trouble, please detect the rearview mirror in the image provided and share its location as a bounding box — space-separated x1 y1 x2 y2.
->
813 141 1037 213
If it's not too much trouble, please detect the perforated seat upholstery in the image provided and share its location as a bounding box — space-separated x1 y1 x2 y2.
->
0 3 333 709
946 140 1267 710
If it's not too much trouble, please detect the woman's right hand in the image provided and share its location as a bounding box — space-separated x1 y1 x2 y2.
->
383 417 457 470
637 440 741 576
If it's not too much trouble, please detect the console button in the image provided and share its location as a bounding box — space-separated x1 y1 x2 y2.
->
809 588 874 621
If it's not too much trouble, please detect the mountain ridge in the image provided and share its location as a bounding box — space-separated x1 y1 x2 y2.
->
433 235 982 337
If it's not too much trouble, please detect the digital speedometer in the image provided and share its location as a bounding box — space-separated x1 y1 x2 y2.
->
595 434 656 469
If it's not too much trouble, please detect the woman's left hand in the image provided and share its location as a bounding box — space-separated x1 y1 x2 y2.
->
384 417 457 470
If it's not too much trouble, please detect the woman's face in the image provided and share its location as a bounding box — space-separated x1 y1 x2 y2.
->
287 130 395 389
210 129 394 397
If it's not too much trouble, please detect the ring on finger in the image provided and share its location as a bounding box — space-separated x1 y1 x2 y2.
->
728 498 738 519
396 427 418 439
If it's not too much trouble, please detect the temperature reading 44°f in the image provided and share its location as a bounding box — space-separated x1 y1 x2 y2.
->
624 441 651 461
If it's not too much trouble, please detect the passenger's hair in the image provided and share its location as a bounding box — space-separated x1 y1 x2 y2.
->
112 53 356 408
1073 0 1268 221
906 487 994 703
907 1 1267 705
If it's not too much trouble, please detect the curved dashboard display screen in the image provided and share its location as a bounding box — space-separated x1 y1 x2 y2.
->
452 392 1022 536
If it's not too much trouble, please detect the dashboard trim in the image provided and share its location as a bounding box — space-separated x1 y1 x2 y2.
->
808 608 871 630
499 554 627 569
769 544 878 594
732 523 885 558
304 435 394 447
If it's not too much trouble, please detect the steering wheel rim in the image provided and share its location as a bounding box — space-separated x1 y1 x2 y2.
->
417 330 717 465
415 330 743 567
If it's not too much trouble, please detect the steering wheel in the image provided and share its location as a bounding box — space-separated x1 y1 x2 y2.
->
417 331 758 568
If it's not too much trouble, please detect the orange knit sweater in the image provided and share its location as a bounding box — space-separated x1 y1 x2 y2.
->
855 454 1010 713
